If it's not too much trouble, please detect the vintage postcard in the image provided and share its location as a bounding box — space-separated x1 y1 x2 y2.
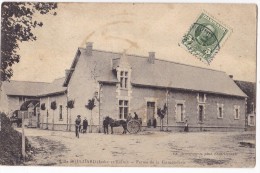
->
0 2 257 169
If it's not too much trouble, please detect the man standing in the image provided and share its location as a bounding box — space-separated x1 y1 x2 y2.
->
82 117 88 133
134 112 139 119
184 119 189 132
75 115 81 138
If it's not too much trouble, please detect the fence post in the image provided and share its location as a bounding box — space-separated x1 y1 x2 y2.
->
22 112 25 161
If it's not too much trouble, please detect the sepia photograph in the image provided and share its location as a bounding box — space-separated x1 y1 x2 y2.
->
0 2 257 171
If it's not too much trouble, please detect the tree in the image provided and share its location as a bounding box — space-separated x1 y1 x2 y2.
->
85 98 96 133
40 103 46 110
67 99 75 131
157 103 167 131
50 101 57 130
1 2 57 81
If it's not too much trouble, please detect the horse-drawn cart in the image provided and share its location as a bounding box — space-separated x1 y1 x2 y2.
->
103 116 142 134
126 118 142 134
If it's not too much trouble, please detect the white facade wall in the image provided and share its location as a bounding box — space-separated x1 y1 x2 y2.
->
40 94 67 130
67 52 101 132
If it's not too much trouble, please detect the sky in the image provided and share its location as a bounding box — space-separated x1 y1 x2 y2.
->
11 3 257 83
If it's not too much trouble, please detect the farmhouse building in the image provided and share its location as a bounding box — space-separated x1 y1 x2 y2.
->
0 78 67 128
0 43 249 132
61 43 247 132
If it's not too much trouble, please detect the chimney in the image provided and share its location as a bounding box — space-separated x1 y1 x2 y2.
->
65 69 70 78
229 75 233 79
86 42 93 56
148 52 155 64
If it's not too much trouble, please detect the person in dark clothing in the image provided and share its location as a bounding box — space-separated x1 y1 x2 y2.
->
75 115 81 138
134 112 138 119
153 118 157 128
147 119 151 127
184 119 189 132
82 117 88 133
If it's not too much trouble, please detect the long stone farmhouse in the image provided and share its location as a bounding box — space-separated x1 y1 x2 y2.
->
0 43 249 132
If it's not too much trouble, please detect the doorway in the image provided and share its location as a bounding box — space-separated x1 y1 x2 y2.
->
176 104 184 122
147 102 155 127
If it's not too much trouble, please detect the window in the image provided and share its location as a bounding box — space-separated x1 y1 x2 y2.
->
217 104 224 118
198 93 206 103
119 100 128 119
235 109 239 119
19 97 25 104
199 105 204 122
218 107 223 118
175 100 186 122
119 71 128 89
59 105 63 120
234 105 240 120
249 116 254 125
176 104 184 122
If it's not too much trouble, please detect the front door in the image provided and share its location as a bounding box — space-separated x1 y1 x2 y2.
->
147 102 155 127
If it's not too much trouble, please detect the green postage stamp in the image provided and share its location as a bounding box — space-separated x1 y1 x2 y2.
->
181 12 230 64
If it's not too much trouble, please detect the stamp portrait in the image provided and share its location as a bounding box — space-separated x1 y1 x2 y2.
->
181 12 230 64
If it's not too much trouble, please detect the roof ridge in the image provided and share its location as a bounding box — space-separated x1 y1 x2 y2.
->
89 48 225 73
155 58 224 73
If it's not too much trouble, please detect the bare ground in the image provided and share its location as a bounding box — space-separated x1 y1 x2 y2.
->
16 128 255 167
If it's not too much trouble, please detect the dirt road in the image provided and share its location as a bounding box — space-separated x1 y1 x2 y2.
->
17 128 255 167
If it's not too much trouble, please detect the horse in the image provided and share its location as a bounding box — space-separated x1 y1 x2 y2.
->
103 116 127 134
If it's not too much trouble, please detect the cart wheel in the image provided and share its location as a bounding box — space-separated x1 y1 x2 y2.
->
127 120 141 134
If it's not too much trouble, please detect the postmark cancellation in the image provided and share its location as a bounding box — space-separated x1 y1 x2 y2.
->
181 12 231 64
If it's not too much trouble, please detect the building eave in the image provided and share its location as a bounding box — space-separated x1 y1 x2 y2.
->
131 82 248 98
6 94 38 97
98 80 119 84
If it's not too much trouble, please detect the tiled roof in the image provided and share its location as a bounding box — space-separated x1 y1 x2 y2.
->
2 80 49 96
38 77 67 96
2 77 66 97
64 48 246 97
234 80 256 100
129 57 247 97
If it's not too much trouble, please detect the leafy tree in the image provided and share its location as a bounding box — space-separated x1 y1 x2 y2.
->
157 103 167 131
85 98 96 133
40 103 46 110
67 100 75 109
1 2 57 81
